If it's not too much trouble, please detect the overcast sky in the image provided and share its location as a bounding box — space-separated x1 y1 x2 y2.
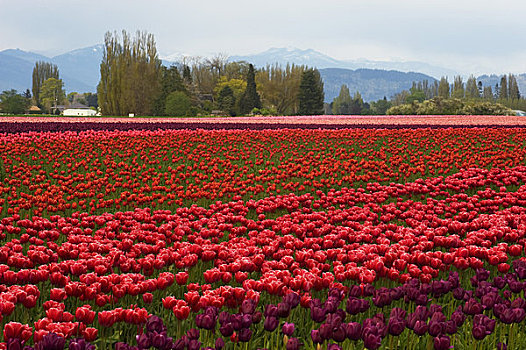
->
1 0 526 74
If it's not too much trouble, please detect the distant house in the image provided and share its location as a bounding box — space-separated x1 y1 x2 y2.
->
62 102 97 117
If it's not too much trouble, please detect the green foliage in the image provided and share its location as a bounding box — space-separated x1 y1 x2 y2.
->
0 89 30 114
438 77 450 98
451 76 465 99
153 65 187 116
98 30 162 116
213 77 246 101
369 97 392 115
499 76 508 100
239 64 261 115
298 68 324 115
332 85 352 115
217 85 236 116
85 93 98 108
251 107 277 116
465 76 479 99
386 97 514 115
40 78 66 112
164 91 193 116
255 64 306 115
405 87 426 104
32 61 59 107
508 74 520 100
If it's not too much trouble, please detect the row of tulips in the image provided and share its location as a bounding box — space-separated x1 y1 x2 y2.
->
1 128 526 219
2 162 526 348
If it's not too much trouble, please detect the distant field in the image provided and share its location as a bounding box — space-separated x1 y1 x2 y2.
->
0 115 526 134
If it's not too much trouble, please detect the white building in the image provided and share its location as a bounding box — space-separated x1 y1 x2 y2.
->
63 108 97 116
62 102 98 116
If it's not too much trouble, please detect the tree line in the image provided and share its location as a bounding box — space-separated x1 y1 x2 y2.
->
96 30 325 116
2 29 525 117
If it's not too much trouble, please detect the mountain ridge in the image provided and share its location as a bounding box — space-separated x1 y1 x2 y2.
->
1 45 524 103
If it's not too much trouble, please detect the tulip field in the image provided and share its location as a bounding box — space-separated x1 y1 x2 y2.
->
1 119 526 349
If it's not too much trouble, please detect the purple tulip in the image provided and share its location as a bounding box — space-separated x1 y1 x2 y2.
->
413 320 428 336
69 339 95 350
493 276 507 289
215 338 225 350
263 316 279 332
240 299 257 314
282 322 295 336
452 287 465 300
310 306 326 323
319 323 332 341
283 292 300 309
285 337 302 350
35 333 66 350
187 339 201 350
252 311 263 324
277 302 291 318
238 328 252 342
472 325 487 340
433 335 450 350
219 323 234 337
311 329 323 344
136 334 151 350
362 332 382 350
264 304 278 317
332 325 346 342
463 298 482 315
186 329 200 340
428 321 444 337
146 315 166 334
345 322 362 341
327 344 342 350
388 318 406 336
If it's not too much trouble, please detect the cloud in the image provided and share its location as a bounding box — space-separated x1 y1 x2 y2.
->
1 0 525 73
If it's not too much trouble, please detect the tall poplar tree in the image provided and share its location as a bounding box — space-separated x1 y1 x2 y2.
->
98 30 162 116
32 61 59 107
465 76 479 99
332 84 353 115
438 77 450 98
452 76 465 99
298 68 324 115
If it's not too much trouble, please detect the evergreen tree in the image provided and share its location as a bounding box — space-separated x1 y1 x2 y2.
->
483 86 494 100
499 76 508 100
153 65 186 115
332 84 352 115
183 65 192 84
438 77 450 98
350 91 365 115
217 85 236 116
465 75 479 99
452 76 465 99
508 74 520 100
32 61 59 107
494 83 500 99
298 68 324 115
477 81 483 97
239 64 261 114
